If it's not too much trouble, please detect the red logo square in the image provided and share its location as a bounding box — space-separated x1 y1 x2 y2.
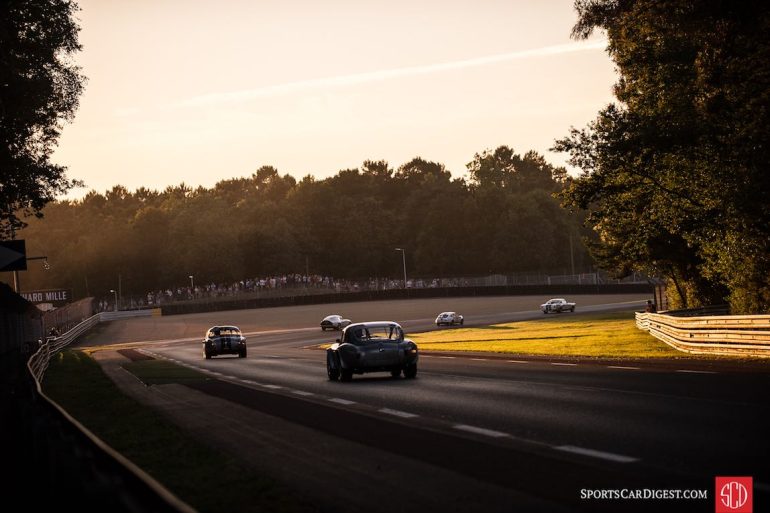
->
716 476 753 513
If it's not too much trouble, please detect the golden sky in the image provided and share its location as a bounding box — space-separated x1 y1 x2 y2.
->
53 0 615 197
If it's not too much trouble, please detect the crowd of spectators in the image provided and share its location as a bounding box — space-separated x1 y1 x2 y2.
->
97 270 636 311
97 274 471 311
142 274 470 305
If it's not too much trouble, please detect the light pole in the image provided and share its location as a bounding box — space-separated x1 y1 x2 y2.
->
11 255 48 293
394 248 407 288
189 275 194 298
109 289 118 312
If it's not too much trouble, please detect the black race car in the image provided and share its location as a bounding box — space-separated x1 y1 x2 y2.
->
326 321 418 382
203 325 247 359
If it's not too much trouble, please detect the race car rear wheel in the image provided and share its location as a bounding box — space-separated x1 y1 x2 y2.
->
327 353 340 381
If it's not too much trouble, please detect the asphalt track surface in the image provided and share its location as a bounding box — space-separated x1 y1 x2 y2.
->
83 295 770 513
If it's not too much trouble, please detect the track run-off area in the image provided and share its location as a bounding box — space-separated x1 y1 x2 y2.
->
79 294 770 513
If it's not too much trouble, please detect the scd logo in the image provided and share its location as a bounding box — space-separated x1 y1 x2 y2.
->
715 477 752 513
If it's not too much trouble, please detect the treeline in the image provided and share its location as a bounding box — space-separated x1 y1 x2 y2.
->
557 1 770 314
13 146 592 298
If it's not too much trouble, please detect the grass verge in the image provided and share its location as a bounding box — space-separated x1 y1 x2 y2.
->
43 350 317 513
409 312 689 359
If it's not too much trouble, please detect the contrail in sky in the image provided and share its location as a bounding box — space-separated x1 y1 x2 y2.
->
177 39 607 107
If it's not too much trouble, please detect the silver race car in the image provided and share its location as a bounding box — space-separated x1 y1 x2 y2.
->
320 314 352 331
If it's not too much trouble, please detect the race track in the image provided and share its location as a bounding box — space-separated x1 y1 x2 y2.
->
82 294 770 512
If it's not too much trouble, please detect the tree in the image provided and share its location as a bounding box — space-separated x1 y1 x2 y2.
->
467 146 566 193
0 0 86 238
16 148 595 295
556 0 770 312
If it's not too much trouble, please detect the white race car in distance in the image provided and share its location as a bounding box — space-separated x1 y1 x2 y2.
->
540 298 576 314
435 311 464 326
320 314 352 331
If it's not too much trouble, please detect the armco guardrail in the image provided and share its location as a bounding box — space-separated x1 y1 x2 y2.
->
636 311 770 357
99 308 159 321
29 313 101 381
29 310 158 380
26 310 195 512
